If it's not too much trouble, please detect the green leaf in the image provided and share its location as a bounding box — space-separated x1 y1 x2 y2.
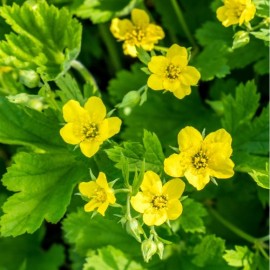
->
62 210 141 257
0 151 88 236
0 231 65 270
0 97 64 150
248 163 269 189
179 199 207 233
254 0 270 17
136 47 151 66
254 57 269 75
0 0 82 81
192 235 226 267
223 246 254 269
83 246 144 270
194 41 230 81
250 29 270 45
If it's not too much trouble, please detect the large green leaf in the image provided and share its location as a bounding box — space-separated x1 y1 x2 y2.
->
0 152 88 236
0 97 64 150
0 0 82 81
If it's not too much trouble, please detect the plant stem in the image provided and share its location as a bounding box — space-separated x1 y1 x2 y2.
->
114 188 131 194
169 0 198 51
71 60 98 92
154 45 168 52
209 208 256 243
98 23 122 72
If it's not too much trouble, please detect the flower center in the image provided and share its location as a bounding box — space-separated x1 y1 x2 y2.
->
166 64 181 80
82 122 99 140
151 195 168 209
126 26 145 44
95 188 107 203
192 150 208 169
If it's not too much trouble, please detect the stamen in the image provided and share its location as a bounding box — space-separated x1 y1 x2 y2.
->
192 150 208 169
166 64 181 80
151 195 168 209
82 122 99 140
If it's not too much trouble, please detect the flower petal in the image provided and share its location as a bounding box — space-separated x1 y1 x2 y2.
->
97 201 109 216
79 181 98 197
143 209 167 226
147 74 164 90
164 153 185 177
84 199 100 212
178 126 203 152
141 171 163 194
80 140 101 158
131 192 151 213
146 24 165 40
102 117 122 140
148 56 168 75
180 66 201 86
208 157 235 179
110 18 133 39
60 123 81 145
167 200 183 220
96 172 109 189
162 178 185 200
62 100 85 122
173 84 191 99
166 44 188 60
84 96 106 122
184 170 210 190
163 79 180 92
131 9 149 28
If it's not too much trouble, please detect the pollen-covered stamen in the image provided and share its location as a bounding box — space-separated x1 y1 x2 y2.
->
94 188 107 203
82 122 99 140
151 195 168 209
126 26 145 44
192 150 208 169
166 64 181 79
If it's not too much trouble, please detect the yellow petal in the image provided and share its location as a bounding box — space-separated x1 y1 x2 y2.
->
208 157 235 179
162 178 185 199
84 199 100 212
102 117 122 140
164 154 185 177
79 181 98 197
131 9 149 28
172 84 191 99
167 200 183 220
166 44 188 60
84 96 106 122
97 201 109 216
130 192 151 213
107 192 116 204
60 123 81 145
148 56 168 75
80 140 101 158
216 6 227 23
143 209 167 226
110 18 133 39
180 66 201 86
96 172 109 189
184 170 210 190
163 78 180 92
204 129 232 152
62 100 85 122
123 42 137 57
147 74 164 90
141 171 163 194
171 55 188 68
178 126 203 152
146 24 165 40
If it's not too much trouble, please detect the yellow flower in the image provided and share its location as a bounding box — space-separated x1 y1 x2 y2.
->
60 96 122 158
147 44 201 99
110 8 164 57
164 127 234 191
79 172 116 216
216 0 256 27
130 171 185 226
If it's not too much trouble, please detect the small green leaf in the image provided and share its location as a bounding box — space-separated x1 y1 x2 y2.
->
132 159 145 195
0 152 88 236
250 29 270 45
136 47 151 66
248 163 269 189
83 246 144 270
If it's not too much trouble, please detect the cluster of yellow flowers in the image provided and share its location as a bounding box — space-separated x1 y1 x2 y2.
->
59 6 238 228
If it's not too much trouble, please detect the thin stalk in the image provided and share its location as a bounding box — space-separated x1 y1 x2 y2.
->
98 23 122 72
170 0 198 51
114 188 131 194
71 60 98 91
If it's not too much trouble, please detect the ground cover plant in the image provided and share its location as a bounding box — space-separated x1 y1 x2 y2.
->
0 0 269 269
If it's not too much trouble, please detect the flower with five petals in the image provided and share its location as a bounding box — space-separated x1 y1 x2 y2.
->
110 8 165 57
147 44 201 99
79 172 116 216
216 0 256 27
164 126 234 191
60 96 122 157
131 171 185 226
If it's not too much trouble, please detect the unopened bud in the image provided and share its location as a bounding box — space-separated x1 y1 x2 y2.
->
126 218 142 242
19 70 40 88
232 31 250 50
117 91 141 108
141 239 157 263
27 98 44 111
7 93 29 104
156 241 164 260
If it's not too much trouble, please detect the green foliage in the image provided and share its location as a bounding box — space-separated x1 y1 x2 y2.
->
0 0 82 81
179 199 208 234
83 246 144 270
0 152 87 236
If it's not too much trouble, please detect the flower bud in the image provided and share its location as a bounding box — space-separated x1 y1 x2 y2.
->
19 70 40 88
126 218 142 242
156 241 164 260
232 31 250 50
141 239 157 262
117 91 141 108
7 93 29 104
27 98 45 111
